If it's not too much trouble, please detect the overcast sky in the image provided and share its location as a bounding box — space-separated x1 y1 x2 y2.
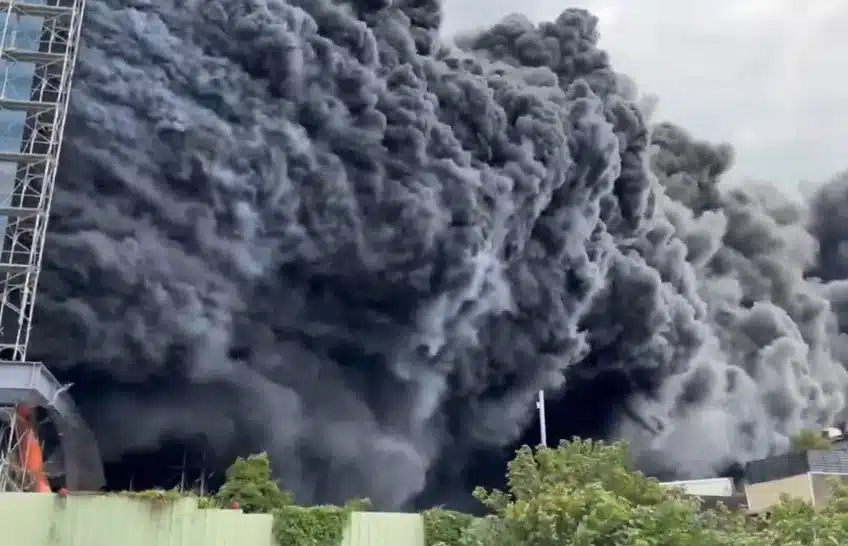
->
442 0 847 197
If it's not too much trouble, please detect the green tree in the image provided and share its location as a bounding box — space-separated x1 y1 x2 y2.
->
757 493 848 545
452 438 848 546
215 452 293 513
468 439 730 546
789 429 832 452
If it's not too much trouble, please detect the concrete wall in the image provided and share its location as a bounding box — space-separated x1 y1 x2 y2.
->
0 493 274 546
0 494 432 546
342 512 424 546
745 474 813 513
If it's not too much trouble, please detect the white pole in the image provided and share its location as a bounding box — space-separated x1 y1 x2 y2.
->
536 390 547 446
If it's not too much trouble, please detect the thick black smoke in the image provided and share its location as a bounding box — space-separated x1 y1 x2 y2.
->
30 0 848 507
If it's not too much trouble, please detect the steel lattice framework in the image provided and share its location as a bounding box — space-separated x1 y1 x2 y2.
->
0 0 100 493
0 405 42 491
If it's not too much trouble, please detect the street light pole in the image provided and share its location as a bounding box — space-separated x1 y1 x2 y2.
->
536 390 547 446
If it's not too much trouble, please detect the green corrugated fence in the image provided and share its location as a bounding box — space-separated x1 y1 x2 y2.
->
0 494 431 546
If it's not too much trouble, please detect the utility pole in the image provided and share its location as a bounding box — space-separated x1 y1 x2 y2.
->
179 449 187 493
536 390 547 446
199 450 207 496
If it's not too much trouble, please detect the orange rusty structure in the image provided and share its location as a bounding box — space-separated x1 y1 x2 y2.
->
13 405 50 492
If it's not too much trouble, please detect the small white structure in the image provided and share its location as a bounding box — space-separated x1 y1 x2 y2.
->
661 477 736 497
822 426 843 441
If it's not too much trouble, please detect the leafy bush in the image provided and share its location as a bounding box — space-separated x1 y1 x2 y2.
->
215 452 293 513
422 508 475 546
789 429 832 451
463 439 848 546
273 500 369 546
212 452 372 546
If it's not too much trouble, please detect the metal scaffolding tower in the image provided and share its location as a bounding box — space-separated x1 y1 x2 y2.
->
0 0 102 493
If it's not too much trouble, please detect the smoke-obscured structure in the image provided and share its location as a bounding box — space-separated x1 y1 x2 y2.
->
25 0 848 508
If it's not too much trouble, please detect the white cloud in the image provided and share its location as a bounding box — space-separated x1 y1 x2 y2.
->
442 0 848 194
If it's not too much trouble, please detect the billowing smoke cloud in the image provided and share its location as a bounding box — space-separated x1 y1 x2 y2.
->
28 0 848 507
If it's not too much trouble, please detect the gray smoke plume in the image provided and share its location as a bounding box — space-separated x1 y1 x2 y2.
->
616 125 848 477
29 0 848 507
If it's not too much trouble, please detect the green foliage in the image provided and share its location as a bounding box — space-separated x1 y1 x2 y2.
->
196 495 218 509
213 452 372 546
114 488 221 513
465 439 715 545
422 508 475 546
455 438 848 546
272 500 368 546
214 452 293 513
789 429 832 451
114 444 848 545
119 488 185 502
